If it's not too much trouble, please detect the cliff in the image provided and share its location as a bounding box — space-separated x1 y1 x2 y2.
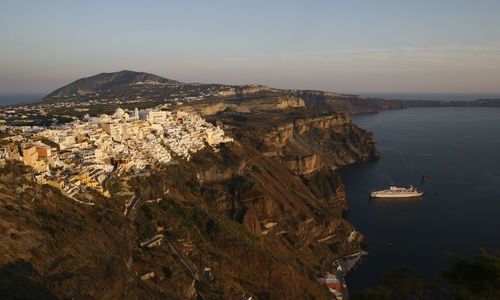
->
0 160 157 299
182 89 449 117
221 85 276 97
296 90 410 114
124 107 378 298
125 136 365 299
0 105 377 299
216 107 378 174
180 93 305 115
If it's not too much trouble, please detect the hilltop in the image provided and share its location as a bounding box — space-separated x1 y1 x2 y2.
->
42 70 182 99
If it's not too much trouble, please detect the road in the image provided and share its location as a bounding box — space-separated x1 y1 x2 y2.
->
140 234 164 248
102 164 117 192
163 235 198 280
124 192 140 217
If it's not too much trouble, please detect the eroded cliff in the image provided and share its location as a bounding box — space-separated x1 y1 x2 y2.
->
0 106 377 299
216 107 378 175
180 92 306 116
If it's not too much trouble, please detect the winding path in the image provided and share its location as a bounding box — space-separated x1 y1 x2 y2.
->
163 235 199 280
102 164 117 192
124 192 140 217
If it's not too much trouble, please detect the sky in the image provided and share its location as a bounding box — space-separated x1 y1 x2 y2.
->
1 0 500 95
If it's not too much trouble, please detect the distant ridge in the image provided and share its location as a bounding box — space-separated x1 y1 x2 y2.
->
44 70 182 98
34 70 500 112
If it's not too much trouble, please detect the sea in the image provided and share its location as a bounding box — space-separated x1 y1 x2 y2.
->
0 93 46 106
359 92 500 101
342 106 500 291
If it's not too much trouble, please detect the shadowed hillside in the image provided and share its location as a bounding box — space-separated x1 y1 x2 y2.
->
44 70 181 99
0 105 377 299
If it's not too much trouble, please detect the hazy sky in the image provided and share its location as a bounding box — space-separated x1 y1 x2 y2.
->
1 0 500 94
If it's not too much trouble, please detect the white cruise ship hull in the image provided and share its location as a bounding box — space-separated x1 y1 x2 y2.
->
370 191 423 198
370 185 423 198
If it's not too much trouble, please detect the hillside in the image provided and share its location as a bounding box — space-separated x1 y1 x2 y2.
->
28 70 425 115
0 106 377 299
25 71 500 121
27 70 487 122
44 70 181 99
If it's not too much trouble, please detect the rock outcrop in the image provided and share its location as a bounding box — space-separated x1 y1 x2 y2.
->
297 90 410 114
217 107 378 175
180 94 306 116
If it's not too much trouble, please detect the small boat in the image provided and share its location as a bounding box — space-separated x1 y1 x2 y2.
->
370 185 423 198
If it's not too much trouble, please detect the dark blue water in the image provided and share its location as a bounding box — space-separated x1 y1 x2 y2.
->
359 92 500 101
0 93 45 106
343 107 500 291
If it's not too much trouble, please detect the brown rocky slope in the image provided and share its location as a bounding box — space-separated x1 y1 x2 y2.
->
0 106 377 299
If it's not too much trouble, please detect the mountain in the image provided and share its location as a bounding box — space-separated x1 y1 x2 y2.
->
34 70 445 115
44 70 182 98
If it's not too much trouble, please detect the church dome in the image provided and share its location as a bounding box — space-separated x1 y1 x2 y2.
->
112 107 125 118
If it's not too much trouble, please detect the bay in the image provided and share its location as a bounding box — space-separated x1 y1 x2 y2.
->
0 93 45 106
342 107 500 291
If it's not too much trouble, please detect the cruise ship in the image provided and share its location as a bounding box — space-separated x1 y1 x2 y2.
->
370 185 423 198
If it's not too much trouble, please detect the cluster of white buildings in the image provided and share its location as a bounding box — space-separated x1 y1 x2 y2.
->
2 107 233 200
86 107 233 160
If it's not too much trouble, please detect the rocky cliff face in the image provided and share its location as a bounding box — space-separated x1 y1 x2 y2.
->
180 94 305 116
0 161 157 299
297 90 410 114
261 112 350 149
182 88 425 117
0 105 377 299
220 108 378 175
233 85 275 96
125 139 362 299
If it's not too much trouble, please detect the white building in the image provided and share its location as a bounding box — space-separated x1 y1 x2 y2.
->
101 122 122 141
139 109 167 123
